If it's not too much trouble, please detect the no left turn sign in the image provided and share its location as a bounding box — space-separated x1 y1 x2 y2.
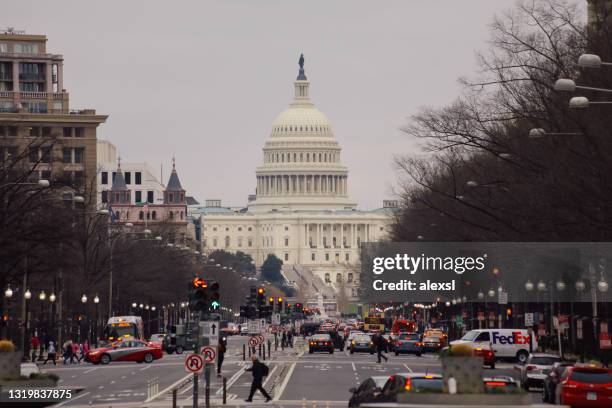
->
185 354 204 374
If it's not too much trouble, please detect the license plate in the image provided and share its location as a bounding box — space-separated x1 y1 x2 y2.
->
587 392 597 400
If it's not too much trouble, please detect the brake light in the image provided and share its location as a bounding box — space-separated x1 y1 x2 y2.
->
486 381 507 387
526 365 536 371
309 342 314 345
351 341 355 345
396 341 403 346
404 377 412 391
416 342 424 347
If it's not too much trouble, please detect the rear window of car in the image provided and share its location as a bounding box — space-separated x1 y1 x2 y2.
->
570 370 612 384
355 335 371 341
423 337 439 342
400 333 420 340
531 357 562 365
410 378 444 392
312 334 330 340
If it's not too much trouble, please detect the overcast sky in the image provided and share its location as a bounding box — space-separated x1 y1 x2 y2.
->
6 0 522 209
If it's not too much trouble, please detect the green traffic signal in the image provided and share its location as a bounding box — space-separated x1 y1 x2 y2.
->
211 300 220 310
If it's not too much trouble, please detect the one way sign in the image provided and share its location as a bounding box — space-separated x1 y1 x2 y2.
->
199 321 219 346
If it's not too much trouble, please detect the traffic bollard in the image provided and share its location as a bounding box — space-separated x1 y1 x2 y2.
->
268 340 272 358
223 376 227 404
258 343 262 357
263 343 266 361
172 389 177 408
243 344 246 361
275 337 278 350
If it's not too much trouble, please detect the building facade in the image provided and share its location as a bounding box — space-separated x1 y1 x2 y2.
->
198 57 393 312
0 30 106 198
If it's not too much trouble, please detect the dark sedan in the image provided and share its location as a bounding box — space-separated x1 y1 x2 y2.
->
394 333 423 356
350 334 375 354
308 333 334 354
348 376 389 408
374 373 443 403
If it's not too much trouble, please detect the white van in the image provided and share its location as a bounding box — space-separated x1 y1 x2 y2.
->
450 329 537 363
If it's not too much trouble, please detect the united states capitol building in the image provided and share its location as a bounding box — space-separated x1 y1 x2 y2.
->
194 56 396 315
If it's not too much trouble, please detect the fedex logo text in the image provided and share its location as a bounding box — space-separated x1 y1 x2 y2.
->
491 331 530 345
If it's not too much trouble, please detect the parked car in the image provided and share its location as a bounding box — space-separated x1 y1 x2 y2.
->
557 365 612 407
394 332 423 356
375 373 443 402
348 376 389 408
542 361 574 404
516 353 563 390
350 334 375 354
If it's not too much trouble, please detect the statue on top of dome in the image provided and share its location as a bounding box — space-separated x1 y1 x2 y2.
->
297 53 307 81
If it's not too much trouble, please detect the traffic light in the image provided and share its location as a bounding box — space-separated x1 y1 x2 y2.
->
268 296 275 312
209 281 220 311
277 297 284 313
189 277 208 311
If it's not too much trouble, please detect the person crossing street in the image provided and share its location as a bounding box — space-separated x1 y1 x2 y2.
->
244 354 272 403
374 333 388 363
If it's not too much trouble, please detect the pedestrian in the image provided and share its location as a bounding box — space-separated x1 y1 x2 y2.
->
281 330 287 349
217 337 227 376
63 340 72 364
244 355 272 403
71 342 80 364
375 333 388 363
30 334 40 362
43 341 56 365
82 341 90 361
287 329 293 348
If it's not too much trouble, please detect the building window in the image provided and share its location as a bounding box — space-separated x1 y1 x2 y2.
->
135 172 142 185
40 170 51 180
347 273 353 283
336 273 342 283
15 43 38 54
238 237 243 247
28 148 38 163
180 211 183 220
311 253 315 261
74 171 84 187
74 148 84 164
62 148 71 163
101 190 108 203
284 226 289 231
63 127 72 138
169 212 174 219
147 191 154 203
345 253 350 262
101 172 108 185
325 273 331 283
284 237 289 247
225 236 230 247
213 238 218 247
40 147 51 163
124 171 131 184
325 253 330 261
248 227 252 231
75 127 85 138
247 238 252 247
135 191 142 203
284 253 289 261
238 227 242 231
213 227 217 232
139 211 144 220
152 211 156 220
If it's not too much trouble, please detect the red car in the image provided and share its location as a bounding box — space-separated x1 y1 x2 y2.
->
87 339 163 365
473 346 495 369
558 366 612 407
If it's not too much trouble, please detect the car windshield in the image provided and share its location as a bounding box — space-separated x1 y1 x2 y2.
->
531 356 562 365
312 334 330 340
409 378 444 393
400 333 420 340
571 370 612 384
355 335 371 342
461 331 480 341
423 337 439 342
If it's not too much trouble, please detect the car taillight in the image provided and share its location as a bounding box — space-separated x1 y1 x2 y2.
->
526 365 536 371
486 381 507 387
416 342 424 347
326 342 331 346
563 379 579 389
396 341 403 346
404 378 412 391
309 342 314 345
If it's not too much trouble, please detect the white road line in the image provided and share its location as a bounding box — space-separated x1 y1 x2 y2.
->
55 391 90 407
217 366 246 395
403 363 413 372
83 367 98 374
144 373 192 403
273 362 295 402
351 363 356 372
262 364 278 388
140 365 152 371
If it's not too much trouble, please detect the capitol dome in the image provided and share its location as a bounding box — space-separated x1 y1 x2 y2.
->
248 55 356 213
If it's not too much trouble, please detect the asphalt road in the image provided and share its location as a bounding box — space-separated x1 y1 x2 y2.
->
40 336 547 407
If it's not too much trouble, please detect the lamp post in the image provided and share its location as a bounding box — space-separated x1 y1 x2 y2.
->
93 295 99 346
3 286 13 340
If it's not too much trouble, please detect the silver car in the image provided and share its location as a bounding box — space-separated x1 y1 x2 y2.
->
517 353 563 390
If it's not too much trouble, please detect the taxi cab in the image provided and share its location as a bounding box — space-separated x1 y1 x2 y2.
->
86 339 163 365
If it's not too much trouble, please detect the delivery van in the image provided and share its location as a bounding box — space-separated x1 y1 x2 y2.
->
450 329 537 363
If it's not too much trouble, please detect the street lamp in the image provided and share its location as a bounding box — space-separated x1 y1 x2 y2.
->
477 291 484 300
525 280 534 291
49 293 56 303
578 53 612 69
139 303 144 309
554 78 612 93
556 280 566 291
38 291 46 301
94 295 99 304
144 229 152 235
598 279 609 293
575 280 586 291
24 289 31 300
4 286 13 298
125 222 134 227
487 289 495 298
537 281 547 291
81 294 87 304
132 302 137 308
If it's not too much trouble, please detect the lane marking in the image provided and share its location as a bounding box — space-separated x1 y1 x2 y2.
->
83 367 98 374
262 364 278 388
403 363 413 372
273 362 295 402
55 391 90 407
351 363 356 372
140 365 152 371
217 365 247 395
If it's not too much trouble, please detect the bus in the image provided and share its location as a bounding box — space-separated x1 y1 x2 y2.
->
103 316 144 343
364 312 386 332
391 319 417 334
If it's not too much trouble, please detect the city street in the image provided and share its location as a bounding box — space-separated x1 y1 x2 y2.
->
41 336 545 407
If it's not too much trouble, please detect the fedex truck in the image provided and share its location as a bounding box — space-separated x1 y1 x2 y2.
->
450 329 537 363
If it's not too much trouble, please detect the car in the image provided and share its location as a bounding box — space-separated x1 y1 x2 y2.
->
221 323 239 336
421 336 442 353
451 329 537 363
148 333 165 348
542 361 574 404
308 333 334 354
424 329 448 347
348 376 389 408
557 366 612 407
350 334 375 354
316 329 344 351
240 325 249 335
473 346 496 369
375 373 443 402
86 339 163 365
394 332 423 356
516 353 563 390
482 376 519 393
